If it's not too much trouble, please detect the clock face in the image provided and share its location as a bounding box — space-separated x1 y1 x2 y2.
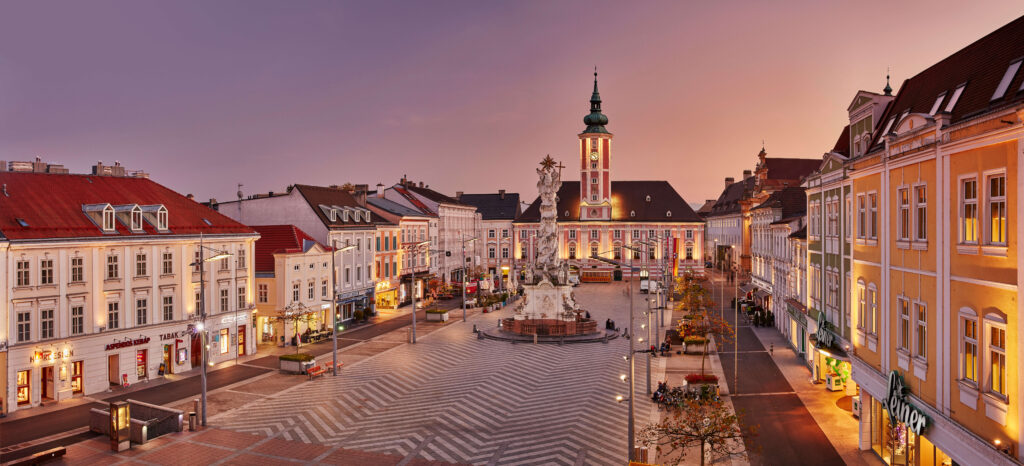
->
590 151 599 161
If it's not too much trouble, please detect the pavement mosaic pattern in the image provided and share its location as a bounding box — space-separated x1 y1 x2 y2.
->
214 284 654 466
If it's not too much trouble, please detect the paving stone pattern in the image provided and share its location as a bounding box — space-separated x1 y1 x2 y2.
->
215 287 653 466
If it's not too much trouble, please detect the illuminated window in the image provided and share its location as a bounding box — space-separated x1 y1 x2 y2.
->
961 178 978 244
898 298 910 350
962 313 978 383
988 322 1007 397
898 188 910 241
915 302 927 359
914 186 927 242
987 174 1006 245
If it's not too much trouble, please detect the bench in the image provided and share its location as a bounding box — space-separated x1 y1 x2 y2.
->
9 446 66 466
307 365 326 380
333 362 344 374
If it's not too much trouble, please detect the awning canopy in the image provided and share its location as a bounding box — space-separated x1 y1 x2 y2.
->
738 283 755 295
753 289 770 300
810 334 851 361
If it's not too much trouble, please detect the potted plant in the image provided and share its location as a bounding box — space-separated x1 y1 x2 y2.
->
683 335 708 354
353 309 364 323
279 353 315 373
426 309 449 322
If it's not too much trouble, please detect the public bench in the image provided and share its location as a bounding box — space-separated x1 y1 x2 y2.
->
307 365 326 380
334 362 344 373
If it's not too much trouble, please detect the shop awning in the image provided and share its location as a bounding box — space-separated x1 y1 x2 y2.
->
753 289 770 300
810 335 851 361
738 283 755 295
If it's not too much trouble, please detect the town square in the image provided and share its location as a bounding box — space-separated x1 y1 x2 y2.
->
2 2 1024 465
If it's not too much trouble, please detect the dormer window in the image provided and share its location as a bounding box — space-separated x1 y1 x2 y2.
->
945 84 965 113
328 208 337 222
342 210 350 222
666 210 672 218
645 195 652 202
157 206 168 230
630 210 636 218
991 59 1022 101
103 206 115 232
928 92 946 115
131 206 143 231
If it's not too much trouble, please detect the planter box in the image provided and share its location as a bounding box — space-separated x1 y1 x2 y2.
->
426 311 449 322
280 359 315 374
682 342 707 354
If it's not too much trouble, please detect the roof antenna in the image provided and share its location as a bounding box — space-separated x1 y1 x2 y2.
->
884 67 893 96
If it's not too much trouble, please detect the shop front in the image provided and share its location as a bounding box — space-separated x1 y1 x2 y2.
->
375 279 399 310
6 323 196 413
207 313 256 364
808 312 856 395
784 298 809 361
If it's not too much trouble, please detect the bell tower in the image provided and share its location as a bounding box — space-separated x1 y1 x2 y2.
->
579 70 613 221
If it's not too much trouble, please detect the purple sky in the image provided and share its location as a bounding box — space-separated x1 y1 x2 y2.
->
3 1 1022 205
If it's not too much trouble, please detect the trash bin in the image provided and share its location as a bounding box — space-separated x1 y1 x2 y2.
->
188 412 197 431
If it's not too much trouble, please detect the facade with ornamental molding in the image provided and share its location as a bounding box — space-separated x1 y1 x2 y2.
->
514 74 704 283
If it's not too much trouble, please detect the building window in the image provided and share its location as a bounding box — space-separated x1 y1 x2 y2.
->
915 302 927 359
16 260 30 286
502 247 509 259
898 188 910 241
987 174 1006 245
71 257 84 282
238 287 246 309
258 284 269 303
962 314 978 383
131 207 143 231
590 230 599 240
633 249 641 260
868 285 877 335
108 302 120 329
71 305 84 335
17 311 31 342
157 207 168 230
961 178 978 244
685 246 693 260
844 194 851 240
685 230 693 239
488 229 495 238
857 195 865 238
40 309 54 339
219 254 229 270
898 297 910 350
613 245 622 260
322 280 328 298
163 296 174 321
632 230 640 239
237 248 246 269
376 237 381 251
914 186 927 242
520 230 528 239
103 206 115 231
988 322 1007 397
136 252 147 277
220 289 229 312
292 283 300 303
194 250 202 272
37 258 54 285
648 249 656 260
136 298 148 326
590 244 599 259
162 252 173 275
569 230 576 240
308 281 315 300
614 230 621 239
107 254 119 279
868 193 878 239
220 328 229 354
568 245 576 260
357 266 362 281
857 281 866 331
488 247 496 259
502 229 509 238
194 291 201 315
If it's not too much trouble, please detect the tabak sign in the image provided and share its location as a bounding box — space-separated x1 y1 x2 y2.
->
105 336 151 351
885 370 929 435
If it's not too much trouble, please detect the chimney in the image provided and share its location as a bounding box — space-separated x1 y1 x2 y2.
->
498 189 505 199
419 181 424 188
725 177 735 189
743 170 752 180
354 184 369 206
456 191 463 199
186 194 194 200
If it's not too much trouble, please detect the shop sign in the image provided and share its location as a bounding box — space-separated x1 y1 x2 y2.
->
105 336 151 351
885 370 928 435
159 330 185 341
815 312 834 348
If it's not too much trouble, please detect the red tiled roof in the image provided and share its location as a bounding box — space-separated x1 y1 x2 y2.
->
0 172 254 240
251 224 327 273
867 15 1024 152
831 125 850 156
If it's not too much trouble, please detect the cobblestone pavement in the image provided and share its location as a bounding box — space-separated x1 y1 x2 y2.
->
213 283 654 465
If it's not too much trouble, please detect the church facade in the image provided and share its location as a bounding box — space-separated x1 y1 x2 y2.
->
514 74 704 282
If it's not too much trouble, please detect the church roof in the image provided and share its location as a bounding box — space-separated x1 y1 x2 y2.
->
516 181 702 223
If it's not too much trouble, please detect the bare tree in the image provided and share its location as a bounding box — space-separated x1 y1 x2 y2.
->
639 398 755 466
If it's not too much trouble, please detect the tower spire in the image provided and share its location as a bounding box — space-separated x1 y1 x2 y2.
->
883 67 893 96
583 68 609 133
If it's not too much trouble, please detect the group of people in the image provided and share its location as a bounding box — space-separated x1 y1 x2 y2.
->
646 341 673 357
604 318 617 330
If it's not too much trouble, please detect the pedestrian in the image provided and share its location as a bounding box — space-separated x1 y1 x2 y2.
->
770 343 774 356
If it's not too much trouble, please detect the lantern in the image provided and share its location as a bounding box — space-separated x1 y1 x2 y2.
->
109 401 130 451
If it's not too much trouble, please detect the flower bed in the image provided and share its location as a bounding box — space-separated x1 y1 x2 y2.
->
684 373 718 384
279 353 315 373
683 335 708 345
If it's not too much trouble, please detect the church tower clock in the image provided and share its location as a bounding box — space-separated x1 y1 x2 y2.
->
579 71 612 221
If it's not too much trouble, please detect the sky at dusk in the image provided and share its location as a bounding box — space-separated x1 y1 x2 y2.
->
2 1 1023 206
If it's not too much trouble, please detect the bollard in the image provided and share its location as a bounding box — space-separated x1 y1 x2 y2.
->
188 412 197 431
533 333 538 345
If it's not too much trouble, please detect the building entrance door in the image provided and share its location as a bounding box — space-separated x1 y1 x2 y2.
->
41 366 54 401
613 268 622 281
108 354 120 386
191 334 201 367
237 325 246 356
162 345 173 375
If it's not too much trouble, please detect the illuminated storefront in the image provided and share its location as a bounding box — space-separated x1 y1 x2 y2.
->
808 312 856 395
375 279 399 309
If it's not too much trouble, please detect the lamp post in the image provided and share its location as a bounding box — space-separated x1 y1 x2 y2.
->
404 241 431 343
732 244 738 394
593 242 651 462
461 235 477 323
330 241 357 375
190 234 232 427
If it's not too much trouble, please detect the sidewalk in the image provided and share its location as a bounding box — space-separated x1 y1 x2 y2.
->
748 325 883 466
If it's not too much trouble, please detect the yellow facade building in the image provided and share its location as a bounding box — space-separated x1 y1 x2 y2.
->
847 16 1024 465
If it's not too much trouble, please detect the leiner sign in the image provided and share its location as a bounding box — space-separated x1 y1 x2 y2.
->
885 370 928 435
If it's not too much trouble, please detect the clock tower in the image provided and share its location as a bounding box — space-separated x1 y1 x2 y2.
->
579 71 612 221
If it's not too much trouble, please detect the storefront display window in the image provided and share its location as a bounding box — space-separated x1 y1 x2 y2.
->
17 370 30 405
220 328 229 353
71 361 84 394
136 349 147 379
870 398 952 466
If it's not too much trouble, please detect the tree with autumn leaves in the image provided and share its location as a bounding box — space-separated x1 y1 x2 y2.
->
639 397 755 466
673 273 734 379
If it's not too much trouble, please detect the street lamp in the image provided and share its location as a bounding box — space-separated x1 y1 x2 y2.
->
189 234 233 427
330 241 357 375
732 244 738 394
404 241 431 343
461 235 477 323
592 241 651 463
